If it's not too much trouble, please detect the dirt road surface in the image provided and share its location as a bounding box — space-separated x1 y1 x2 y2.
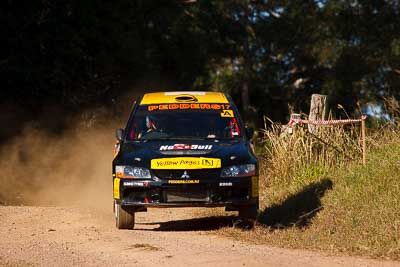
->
0 124 398 266
0 206 398 267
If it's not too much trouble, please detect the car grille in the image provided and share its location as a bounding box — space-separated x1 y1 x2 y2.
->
152 169 221 180
166 189 208 202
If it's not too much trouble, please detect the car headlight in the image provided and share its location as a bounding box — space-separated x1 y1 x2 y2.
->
221 164 256 177
115 166 151 179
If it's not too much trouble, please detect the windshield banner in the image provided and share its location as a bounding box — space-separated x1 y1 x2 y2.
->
147 103 231 111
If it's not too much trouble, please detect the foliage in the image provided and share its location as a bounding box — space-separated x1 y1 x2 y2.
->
198 1 400 121
261 121 363 186
1 0 400 125
1 1 216 107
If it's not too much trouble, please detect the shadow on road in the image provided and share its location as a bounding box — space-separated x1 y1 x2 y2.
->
135 216 235 231
257 178 333 229
135 178 332 232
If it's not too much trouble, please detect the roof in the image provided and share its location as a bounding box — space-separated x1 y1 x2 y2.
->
140 91 228 105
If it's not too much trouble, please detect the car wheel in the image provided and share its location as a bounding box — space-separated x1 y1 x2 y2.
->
115 201 135 230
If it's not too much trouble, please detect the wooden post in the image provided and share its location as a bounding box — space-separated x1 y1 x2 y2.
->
308 94 328 134
361 118 366 165
286 113 302 134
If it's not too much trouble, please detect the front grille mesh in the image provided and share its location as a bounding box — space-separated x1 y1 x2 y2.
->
166 189 208 202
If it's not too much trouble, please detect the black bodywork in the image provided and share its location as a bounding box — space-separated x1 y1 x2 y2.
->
113 139 258 209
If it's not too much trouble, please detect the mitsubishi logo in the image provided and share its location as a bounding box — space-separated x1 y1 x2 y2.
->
181 171 190 179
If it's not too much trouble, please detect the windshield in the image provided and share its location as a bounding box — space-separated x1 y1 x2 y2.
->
127 104 242 140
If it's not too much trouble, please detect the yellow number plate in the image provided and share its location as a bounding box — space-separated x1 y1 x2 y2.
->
151 157 221 169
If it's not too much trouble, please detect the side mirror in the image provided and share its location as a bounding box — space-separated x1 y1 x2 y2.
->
116 128 125 141
245 127 254 140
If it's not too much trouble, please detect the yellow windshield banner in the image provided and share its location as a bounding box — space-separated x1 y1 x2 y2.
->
151 157 221 169
147 103 231 112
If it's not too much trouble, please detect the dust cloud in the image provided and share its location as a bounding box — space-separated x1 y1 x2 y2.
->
0 108 125 212
0 87 175 210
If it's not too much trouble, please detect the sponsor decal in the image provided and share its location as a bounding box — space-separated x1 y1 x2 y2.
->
159 144 213 151
151 157 221 169
168 179 200 184
113 178 120 199
148 103 231 112
123 181 145 187
220 109 234 117
229 118 240 136
219 182 233 187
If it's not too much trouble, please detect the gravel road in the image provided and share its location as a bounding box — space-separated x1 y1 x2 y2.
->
1 205 399 267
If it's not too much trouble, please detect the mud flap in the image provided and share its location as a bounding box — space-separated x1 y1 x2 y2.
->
251 176 259 198
113 178 120 199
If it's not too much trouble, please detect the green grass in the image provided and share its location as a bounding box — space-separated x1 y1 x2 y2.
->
219 128 400 260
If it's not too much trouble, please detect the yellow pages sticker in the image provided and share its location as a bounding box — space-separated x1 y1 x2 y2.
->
151 157 221 169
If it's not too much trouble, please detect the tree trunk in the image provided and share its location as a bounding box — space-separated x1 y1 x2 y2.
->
308 94 328 134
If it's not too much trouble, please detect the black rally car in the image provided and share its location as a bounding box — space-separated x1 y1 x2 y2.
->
112 91 258 229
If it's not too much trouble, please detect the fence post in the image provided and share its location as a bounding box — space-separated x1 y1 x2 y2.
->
308 94 328 134
287 113 302 134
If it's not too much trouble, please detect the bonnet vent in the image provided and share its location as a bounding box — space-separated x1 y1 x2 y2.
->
174 94 198 102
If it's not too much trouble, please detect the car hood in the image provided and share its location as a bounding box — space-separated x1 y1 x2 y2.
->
118 139 256 168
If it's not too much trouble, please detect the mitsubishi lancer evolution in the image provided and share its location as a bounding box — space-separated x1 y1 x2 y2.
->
112 91 258 229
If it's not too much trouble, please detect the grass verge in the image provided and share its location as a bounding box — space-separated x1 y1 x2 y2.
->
220 127 400 260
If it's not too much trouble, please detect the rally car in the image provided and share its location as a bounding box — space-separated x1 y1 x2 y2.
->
112 91 258 229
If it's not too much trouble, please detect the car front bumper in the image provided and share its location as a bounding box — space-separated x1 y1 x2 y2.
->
113 176 259 208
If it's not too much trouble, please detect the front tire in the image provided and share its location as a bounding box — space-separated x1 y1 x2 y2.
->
115 201 135 229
